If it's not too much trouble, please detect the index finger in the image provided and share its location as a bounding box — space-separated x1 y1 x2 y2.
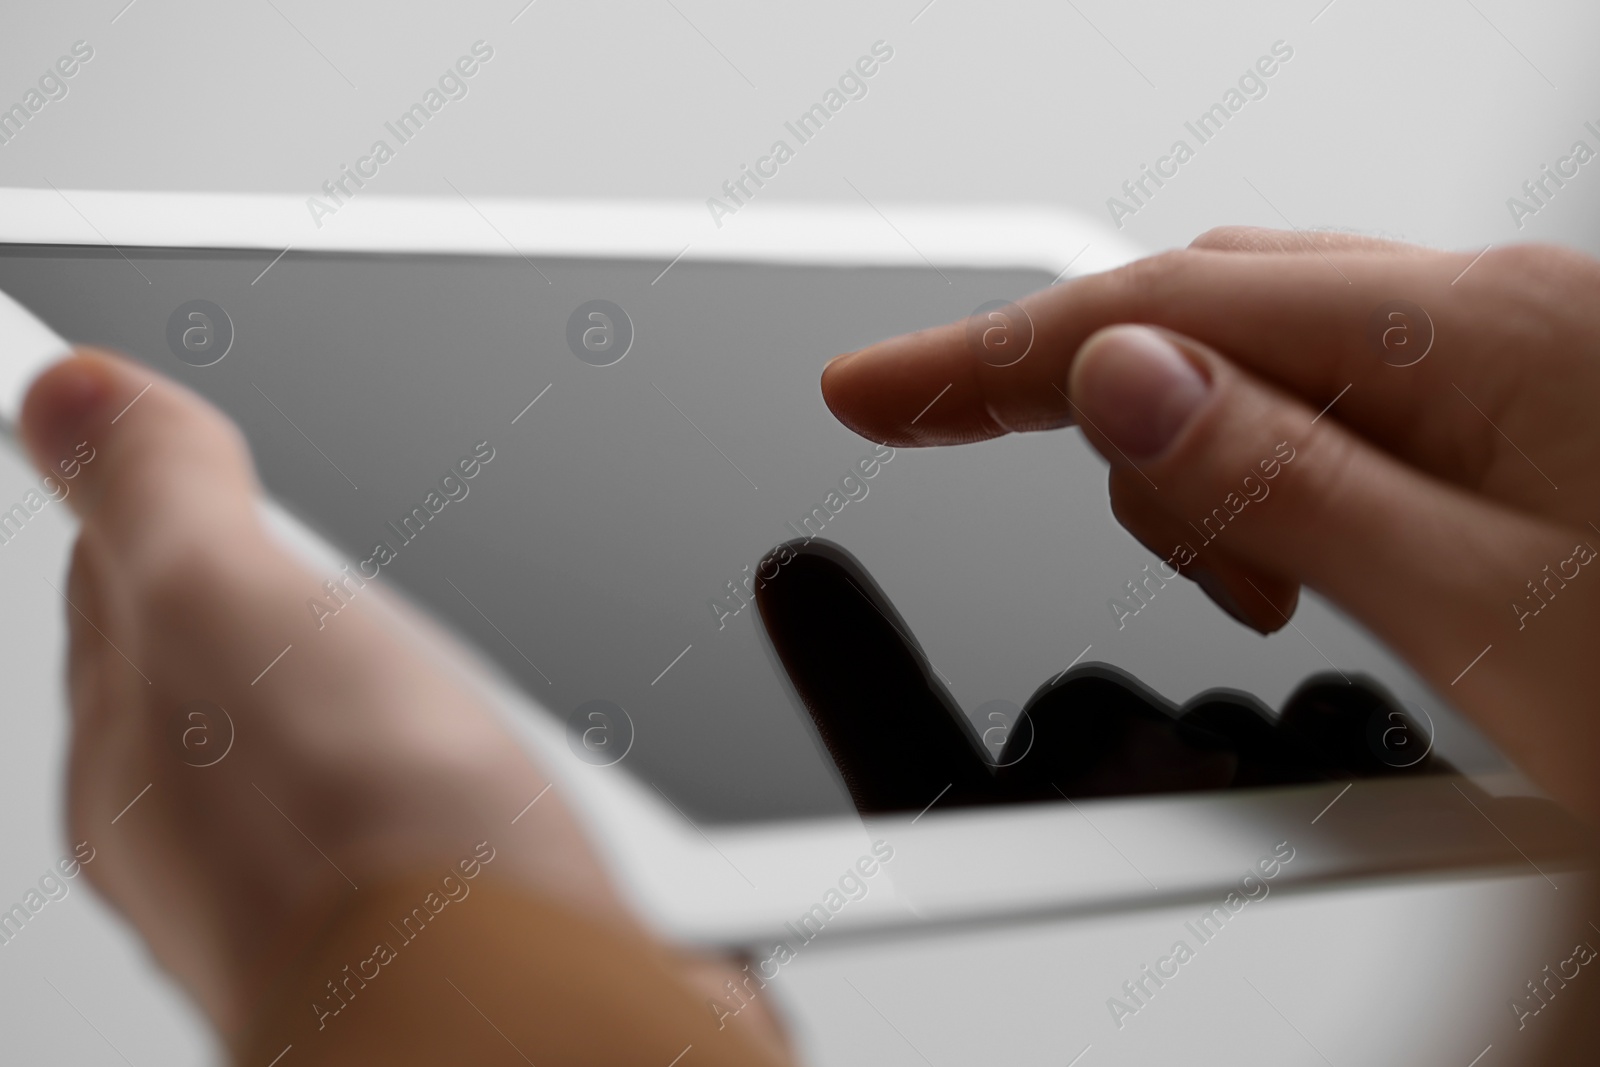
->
819 244 1481 450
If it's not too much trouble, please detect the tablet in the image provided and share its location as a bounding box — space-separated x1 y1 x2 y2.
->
0 189 1583 945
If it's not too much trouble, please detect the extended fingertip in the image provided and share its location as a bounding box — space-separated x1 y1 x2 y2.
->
819 352 862 426
819 350 857 413
820 348 911 445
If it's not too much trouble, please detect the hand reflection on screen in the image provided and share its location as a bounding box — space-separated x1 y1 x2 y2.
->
755 538 1450 815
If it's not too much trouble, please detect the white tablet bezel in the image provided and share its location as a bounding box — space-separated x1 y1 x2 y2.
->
0 187 1580 950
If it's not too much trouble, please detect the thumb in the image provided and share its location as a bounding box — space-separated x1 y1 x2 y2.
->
1066 324 1573 692
18 348 266 578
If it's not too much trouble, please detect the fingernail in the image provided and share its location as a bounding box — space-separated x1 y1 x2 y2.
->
1072 325 1209 460
1192 568 1266 634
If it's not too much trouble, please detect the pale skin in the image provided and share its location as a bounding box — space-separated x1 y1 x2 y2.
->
15 226 1600 1060
17 346 784 1051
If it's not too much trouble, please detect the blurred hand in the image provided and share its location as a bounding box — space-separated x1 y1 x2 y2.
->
18 350 669 1036
821 229 1600 822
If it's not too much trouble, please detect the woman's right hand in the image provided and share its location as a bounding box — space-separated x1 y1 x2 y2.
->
821 229 1600 822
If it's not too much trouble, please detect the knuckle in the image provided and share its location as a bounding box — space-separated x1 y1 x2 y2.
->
1087 249 1196 317
1283 423 1367 527
1488 244 1600 316
1122 248 1195 295
1468 244 1600 366
1188 226 1242 249
1188 226 1271 251
1494 241 1597 278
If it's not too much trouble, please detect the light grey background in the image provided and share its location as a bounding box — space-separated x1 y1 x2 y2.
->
1 0 1598 1064
1 0 1597 255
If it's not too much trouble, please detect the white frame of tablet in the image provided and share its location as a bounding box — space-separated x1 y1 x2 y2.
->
0 187 1578 950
